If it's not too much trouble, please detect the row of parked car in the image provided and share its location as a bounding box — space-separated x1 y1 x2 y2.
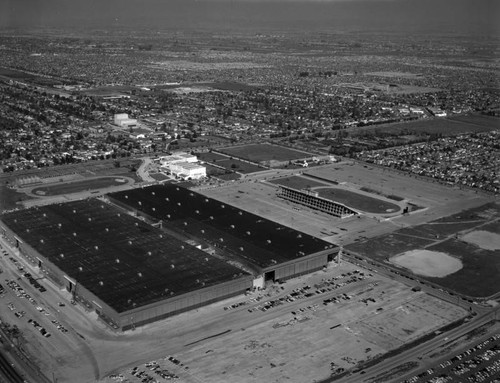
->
404 334 500 383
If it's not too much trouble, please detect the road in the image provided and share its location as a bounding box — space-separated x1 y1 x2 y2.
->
335 308 499 383
0 346 25 383
326 253 499 383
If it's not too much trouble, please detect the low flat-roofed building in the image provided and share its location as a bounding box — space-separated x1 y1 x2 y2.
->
0 200 251 330
108 184 337 284
168 162 206 180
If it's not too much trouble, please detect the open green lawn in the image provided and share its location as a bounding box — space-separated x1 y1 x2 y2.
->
31 177 130 196
316 187 401 213
346 202 500 298
220 144 312 162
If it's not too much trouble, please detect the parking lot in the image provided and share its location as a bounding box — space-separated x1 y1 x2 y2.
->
403 333 500 383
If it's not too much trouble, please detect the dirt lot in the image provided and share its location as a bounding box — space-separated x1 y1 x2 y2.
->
200 161 493 246
0 258 461 383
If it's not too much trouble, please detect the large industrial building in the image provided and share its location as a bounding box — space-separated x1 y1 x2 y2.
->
0 184 336 331
107 185 336 284
0 200 252 330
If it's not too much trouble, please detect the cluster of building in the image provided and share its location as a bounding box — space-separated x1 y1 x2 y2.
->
0 184 336 330
354 131 500 194
1 31 499 175
156 152 206 180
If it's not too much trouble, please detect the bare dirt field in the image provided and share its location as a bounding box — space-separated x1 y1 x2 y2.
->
389 250 463 277
89 261 465 383
461 230 500 251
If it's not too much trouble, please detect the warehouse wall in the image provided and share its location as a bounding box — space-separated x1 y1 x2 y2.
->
271 251 330 281
117 276 253 330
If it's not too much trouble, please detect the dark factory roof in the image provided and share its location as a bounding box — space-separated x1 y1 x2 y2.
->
108 184 334 270
0 200 250 313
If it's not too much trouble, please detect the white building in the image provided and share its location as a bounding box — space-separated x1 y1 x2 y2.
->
159 152 197 166
114 113 138 128
168 162 206 180
159 152 206 180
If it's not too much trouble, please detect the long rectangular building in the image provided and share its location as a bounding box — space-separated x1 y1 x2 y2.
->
0 200 252 330
107 184 337 283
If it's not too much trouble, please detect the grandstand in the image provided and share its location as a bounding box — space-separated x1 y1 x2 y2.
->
276 185 358 218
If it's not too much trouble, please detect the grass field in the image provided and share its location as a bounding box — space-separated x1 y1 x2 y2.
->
350 114 499 137
346 202 500 297
268 175 328 190
31 177 131 196
197 151 228 163
220 144 312 163
315 187 401 214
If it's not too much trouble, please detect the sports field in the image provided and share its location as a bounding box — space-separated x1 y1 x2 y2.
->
220 143 312 163
349 114 499 137
31 177 132 196
346 202 500 297
315 187 401 214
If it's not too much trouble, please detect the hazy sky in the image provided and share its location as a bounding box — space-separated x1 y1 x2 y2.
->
0 0 498 35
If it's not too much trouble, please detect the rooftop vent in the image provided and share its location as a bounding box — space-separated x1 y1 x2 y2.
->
58 223 62 228
166 198 169 201
170 264 175 269
116 258 120 263
152 192 155 195
88 217 92 221
73 210 76 213
152 207 156 211
159 234 163 238
95 245 99 250
177 202 181 206
60 253 64 258
238 211 243 215
147 251 152 256
73 232 77 236
201 229 205 234
78 266 83 272
138 272 142 277
105 228 109 232
99 281 104 286
125 195 128 199
128 241 132 245
40 239 44 243
230 225 235 229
